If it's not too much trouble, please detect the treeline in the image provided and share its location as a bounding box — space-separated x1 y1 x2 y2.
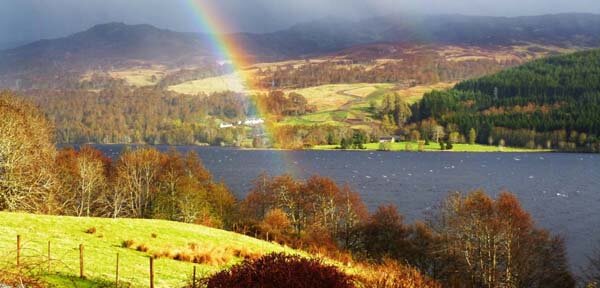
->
20 84 385 148
271 124 382 149
256 90 316 117
412 49 600 151
55 147 236 226
256 55 516 89
24 87 250 145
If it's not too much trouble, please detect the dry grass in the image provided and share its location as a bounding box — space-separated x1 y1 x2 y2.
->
108 68 166 86
352 260 441 288
395 82 456 104
288 83 394 111
168 72 254 94
249 59 328 70
134 242 265 266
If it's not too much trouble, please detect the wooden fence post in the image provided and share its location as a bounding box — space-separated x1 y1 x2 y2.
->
79 244 85 279
149 257 154 288
48 240 51 273
192 266 197 288
115 253 120 287
16 235 21 268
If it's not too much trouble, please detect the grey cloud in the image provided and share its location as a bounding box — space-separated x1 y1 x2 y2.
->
1 0 599 46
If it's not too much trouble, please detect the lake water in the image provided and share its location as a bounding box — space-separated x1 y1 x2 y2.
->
94 145 600 270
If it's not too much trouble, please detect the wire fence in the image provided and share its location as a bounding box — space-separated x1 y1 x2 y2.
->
0 234 204 288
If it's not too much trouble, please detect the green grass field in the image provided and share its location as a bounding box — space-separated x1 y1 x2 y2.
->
313 142 550 152
0 212 295 287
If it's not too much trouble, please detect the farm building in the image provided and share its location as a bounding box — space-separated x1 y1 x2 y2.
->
379 136 396 143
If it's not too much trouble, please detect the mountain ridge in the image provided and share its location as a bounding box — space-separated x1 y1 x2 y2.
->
2 13 600 89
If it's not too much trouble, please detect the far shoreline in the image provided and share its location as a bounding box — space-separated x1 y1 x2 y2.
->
59 142 560 153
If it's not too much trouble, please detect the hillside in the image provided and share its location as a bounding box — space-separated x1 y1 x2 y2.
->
415 48 600 151
0 23 213 71
0 212 294 287
2 13 600 90
5 14 600 148
242 13 600 58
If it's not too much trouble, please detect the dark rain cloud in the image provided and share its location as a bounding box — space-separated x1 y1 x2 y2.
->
1 0 600 46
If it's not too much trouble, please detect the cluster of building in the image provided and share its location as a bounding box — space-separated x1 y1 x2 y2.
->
219 117 265 129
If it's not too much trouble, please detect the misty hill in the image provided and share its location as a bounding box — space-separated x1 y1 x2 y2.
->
2 13 600 89
244 13 600 57
0 22 214 73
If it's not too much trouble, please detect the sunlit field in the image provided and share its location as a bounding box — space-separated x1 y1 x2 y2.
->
0 212 293 287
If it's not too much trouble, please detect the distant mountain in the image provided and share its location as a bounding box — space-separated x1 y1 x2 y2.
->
242 13 600 57
0 40 30 51
2 13 600 89
0 23 214 73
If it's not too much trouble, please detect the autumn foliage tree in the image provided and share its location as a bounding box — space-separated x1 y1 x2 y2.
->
114 148 165 218
428 191 575 288
358 205 411 261
108 148 237 227
240 173 367 250
55 146 111 216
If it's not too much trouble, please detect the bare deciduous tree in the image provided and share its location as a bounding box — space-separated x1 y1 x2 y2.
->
0 92 57 213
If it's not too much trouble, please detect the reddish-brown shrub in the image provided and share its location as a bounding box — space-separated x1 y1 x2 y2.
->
174 250 194 262
153 249 175 259
203 253 355 288
121 239 135 248
230 247 262 261
85 227 97 234
0 272 45 288
136 244 149 252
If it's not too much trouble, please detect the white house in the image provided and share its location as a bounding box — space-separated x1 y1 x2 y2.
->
219 122 233 129
244 118 265 126
379 136 396 143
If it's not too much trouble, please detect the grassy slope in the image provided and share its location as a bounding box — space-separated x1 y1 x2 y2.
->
168 72 248 94
287 83 395 111
281 82 456 129
0 212 294 287
313 142 549 152
108 69 165 87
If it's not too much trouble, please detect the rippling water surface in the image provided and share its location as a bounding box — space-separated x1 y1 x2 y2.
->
95 145 600 269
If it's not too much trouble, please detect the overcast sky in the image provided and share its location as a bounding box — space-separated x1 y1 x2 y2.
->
2 0 600 46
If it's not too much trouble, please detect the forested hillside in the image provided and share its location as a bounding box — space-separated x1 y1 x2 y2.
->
415 49 600 151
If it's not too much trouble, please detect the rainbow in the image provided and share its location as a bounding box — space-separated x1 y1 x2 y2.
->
185 0 304 177
185 0 255 91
